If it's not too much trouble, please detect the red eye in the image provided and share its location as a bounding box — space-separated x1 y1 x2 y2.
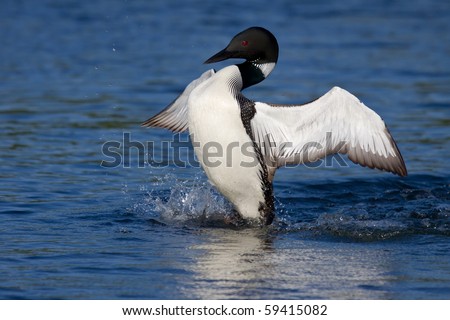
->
241 40 249 46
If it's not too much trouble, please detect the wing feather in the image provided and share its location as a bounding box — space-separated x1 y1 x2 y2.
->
251 86 407 176
141 69 215 132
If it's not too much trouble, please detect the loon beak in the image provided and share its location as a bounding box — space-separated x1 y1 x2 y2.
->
204 48 238 64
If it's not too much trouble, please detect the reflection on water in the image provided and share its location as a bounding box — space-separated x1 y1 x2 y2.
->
0 0 449 299
188 228 397 299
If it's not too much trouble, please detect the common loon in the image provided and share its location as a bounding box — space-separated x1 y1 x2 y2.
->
142 26 407 225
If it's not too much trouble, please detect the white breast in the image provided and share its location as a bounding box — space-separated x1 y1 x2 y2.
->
187 66 265 219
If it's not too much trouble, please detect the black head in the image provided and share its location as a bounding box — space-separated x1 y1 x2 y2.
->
205 27 279 64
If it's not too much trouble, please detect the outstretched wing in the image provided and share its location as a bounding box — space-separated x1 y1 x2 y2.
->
251 86 407 176
142 69 215 132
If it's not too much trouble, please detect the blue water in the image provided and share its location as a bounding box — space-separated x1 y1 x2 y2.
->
1 0 449 299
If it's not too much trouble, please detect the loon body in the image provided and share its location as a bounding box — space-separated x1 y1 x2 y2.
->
143 27 407 225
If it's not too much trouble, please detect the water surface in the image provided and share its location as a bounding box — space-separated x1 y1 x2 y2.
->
1 0 449 299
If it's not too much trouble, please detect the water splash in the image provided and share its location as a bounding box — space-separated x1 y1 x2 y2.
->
124 171 450 237
131 173 236 227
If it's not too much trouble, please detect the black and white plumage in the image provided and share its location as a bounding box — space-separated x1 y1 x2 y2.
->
143 26 407 225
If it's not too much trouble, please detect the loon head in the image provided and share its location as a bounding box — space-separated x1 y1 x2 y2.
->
205 27 279 89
